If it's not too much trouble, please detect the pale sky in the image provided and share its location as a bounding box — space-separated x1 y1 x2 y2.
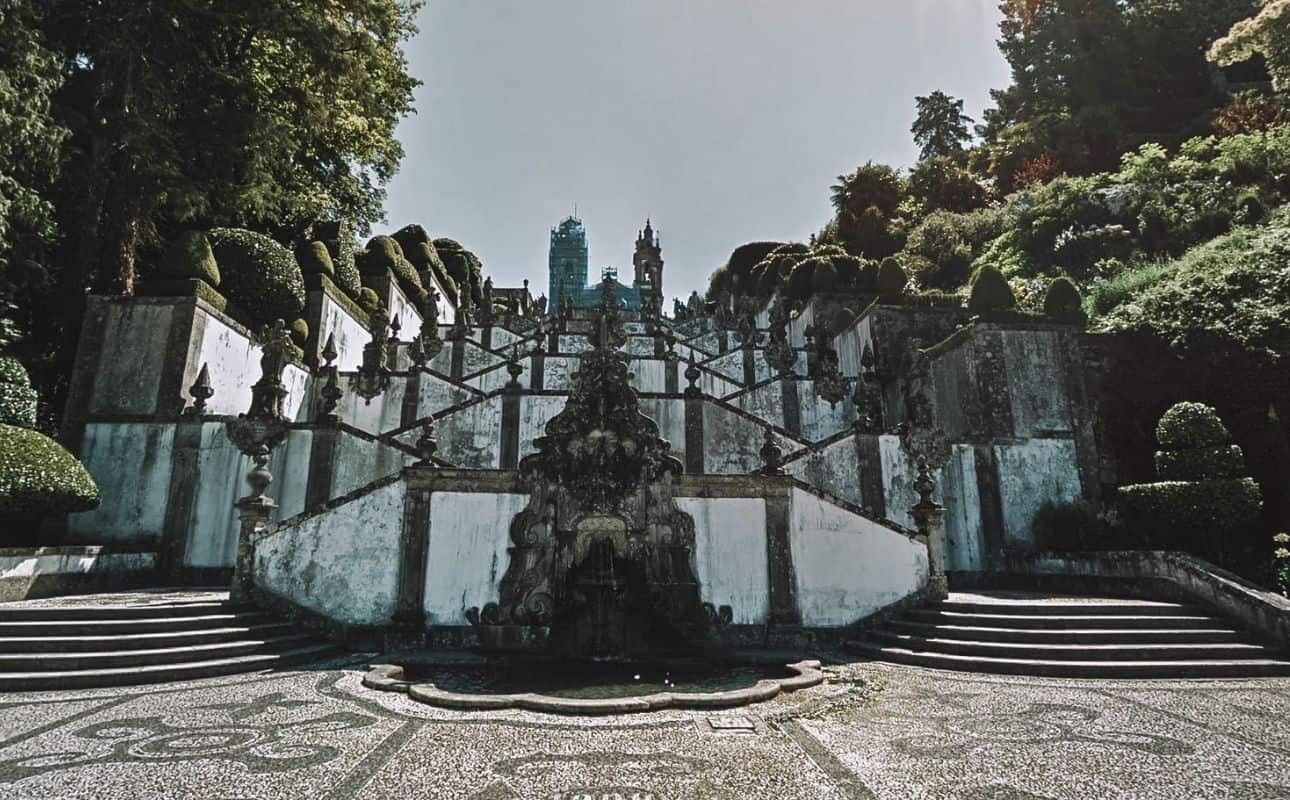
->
378 0 1010 305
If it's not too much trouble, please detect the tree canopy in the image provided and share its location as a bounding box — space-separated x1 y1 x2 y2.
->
911 91 973 161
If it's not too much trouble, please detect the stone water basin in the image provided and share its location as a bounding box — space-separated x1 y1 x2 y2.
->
363 654 824 714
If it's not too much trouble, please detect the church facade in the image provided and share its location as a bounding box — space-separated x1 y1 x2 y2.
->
547 214 663 313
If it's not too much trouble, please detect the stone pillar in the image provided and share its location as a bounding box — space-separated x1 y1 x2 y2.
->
910 457 948 601
392 468 435 642
780 378 802 437
159 416 204 581
230 446 276 605
764 483 801 625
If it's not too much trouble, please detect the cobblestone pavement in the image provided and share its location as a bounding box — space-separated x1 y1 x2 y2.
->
1 654 1287 799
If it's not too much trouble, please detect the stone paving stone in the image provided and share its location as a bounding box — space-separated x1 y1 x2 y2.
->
0 658 1287 799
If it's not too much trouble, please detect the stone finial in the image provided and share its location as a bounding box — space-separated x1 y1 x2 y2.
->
185 362 214 416
760 427 786 476
317 333 342 424
504 345 524 392
245 443 274 501
861 341 878 382
683 353 702 398
351 307 391 403
320 332 338 367
389 314 402 343
415 419 439 467
913 456 938 509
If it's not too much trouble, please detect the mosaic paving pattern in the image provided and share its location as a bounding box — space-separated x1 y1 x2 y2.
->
1 656 1287 799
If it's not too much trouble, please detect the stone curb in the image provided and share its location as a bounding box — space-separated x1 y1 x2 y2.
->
362 659 824 716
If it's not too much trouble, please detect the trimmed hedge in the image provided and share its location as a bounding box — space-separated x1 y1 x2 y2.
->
161 231 220 286
207 228 306 325
297 241 334 277
968 265 1016 312
1116 478 1262 547
311 220 361 297
1043 277 1086 324
1156 401 1231 449
877 257 908 297
0 423 101 516
0 357 37 429
358 287 382 314
1155 445 1246 481
290 319 309 347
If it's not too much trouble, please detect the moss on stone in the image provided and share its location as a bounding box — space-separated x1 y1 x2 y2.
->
310 220 361 297
358 286 383 314
290 318 309 347
0 423 101 516
360 235 424 300
968 265 1016 312
160 231 220 286
137 278 229 314
207 228 306 325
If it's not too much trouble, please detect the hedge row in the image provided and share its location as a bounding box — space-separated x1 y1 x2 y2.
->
0 357 37 428
207 228 307 325
0 423 101 516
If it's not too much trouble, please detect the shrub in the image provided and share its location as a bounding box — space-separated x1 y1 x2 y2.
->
725 242 785 283
0 357 38 429
877 257 908 298
160 231 220 286
1156 402 1233 451
0 423 101 516
1085 260 1176 317
968 265 1016 312
391 224 431 258
207 228 306 325
359 235 424 300
358 287 382 313
1043 277 1086 324
289 319 309 348
296 241 334 277
434 238 484 308
310 220 360 296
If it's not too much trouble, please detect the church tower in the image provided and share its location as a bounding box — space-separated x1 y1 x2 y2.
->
548 215 588 311
632 218 664 303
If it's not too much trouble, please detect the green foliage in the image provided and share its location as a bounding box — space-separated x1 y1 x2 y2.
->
160 231 220 286
1116 478 1262 551
750 243 811 297
0 356 37 429
358 286 382 313
1043 277 1086 324
908 156 990 214
1085 259 1176 317
359 234 422 299
1209 1 1290 92
1096 208 1290 356
311 221 360 296
877 257 908 298
1156 402 1233 450
434 238 484 308
911 91 973 161
1274 532 1290 597
206 228 306 325
830 163 907 258
968 265 1016 312
297 241 334 277
0 423 100 516
289 318 309 348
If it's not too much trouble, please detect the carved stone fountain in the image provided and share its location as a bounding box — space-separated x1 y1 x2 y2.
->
467 278 721 658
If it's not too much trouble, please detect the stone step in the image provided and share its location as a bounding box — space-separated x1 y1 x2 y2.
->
905 609 1225 630
883 620 1250 645
0 633 318 671
0 601 234 622
0 623 298 653
0 612 276 638
868 631 1278 662
0 643 341 691
848 642 1290 679
934 600 1202 617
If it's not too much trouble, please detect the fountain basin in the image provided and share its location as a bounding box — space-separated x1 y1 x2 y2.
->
363 655 824 715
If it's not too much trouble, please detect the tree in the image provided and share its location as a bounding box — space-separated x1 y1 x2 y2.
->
0 0 67 356
1209 0 1290 91
911 91 973 160
18 1 421 421
908 156 989 213
829 163 907 259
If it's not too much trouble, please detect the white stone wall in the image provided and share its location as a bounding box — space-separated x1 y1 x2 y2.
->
314 291 370 371
422 492 526 625
183 424 250 568
188 308 310 419
256 480 406 626
789 488 928 626
68 423 175 546
89 304 174 416
787 437 863 508
629 358 666 393
678 497 769 624
941 444 984 573
1001 330 1072 437
637 398 686 457
519 395 568 459
995 439 1083 546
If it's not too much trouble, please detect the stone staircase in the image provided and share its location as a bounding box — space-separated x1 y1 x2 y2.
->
0 589 341 691
849 591 1290 678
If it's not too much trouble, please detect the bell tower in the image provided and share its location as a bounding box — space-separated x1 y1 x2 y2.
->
632 218 663 303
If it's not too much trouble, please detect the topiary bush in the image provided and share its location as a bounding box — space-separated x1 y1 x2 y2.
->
296 241 334 277
877 257 908 299
968 265 1017 312
160 231 220 286
207 228 306 325
358 287 382 314
310 220 361 297
289 319 309 348
1117 402 1262 562
0 423 101 519
359 235 424 300
0 357 38 429
1043 276 1086 324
